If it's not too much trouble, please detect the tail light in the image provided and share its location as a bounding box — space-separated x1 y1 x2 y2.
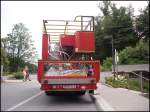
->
81 86 86 89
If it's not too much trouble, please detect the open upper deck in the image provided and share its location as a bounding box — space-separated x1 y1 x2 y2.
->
42 16 95 43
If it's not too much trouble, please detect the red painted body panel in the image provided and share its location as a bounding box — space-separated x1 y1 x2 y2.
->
60 35 75 47
37 60 100 91
75 31 95 53
42 34 49 60
37 61 44 83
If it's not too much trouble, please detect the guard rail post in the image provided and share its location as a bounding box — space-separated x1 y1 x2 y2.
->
140 72 143 95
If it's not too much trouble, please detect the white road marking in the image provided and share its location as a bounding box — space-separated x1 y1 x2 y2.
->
6 91 44 111
94 94 115 111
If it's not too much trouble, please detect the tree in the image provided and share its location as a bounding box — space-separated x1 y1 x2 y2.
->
97 1 111 16
1 48 9 72
2 23 38 72
110 4 137 50
94 1 138 62
135 2 149 41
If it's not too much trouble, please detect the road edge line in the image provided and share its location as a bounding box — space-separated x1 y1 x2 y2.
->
93 94 115 111
6 91 44 111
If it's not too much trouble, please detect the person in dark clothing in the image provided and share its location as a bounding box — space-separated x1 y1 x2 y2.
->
87 65 93 76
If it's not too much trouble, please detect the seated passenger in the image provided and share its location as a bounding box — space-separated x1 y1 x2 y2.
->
87 65 93 76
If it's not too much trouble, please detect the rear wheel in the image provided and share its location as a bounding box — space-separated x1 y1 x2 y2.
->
45 91 53 96
78 91 86 95
89 90 94 94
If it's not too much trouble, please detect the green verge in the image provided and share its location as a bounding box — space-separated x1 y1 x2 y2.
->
12 72 24 79
6 72 24 80
105 76 149 93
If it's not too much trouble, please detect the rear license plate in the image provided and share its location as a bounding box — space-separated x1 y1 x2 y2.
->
63 85 76 89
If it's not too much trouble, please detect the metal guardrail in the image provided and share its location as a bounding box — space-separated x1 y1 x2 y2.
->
130 71 149 95
130 71 149 81
116 71 149 95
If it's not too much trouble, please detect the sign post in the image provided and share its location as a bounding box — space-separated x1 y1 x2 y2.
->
1 65 4 81
115 49 119 74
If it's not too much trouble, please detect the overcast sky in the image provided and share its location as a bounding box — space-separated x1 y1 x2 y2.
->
1 1 148 61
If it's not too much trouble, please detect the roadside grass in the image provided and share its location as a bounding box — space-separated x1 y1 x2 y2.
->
4 72 23 80
105 75 149 93
128 79 149 93
3 72 12 76
12 72 24 79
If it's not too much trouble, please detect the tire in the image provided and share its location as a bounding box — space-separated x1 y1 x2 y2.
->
78 91 86 95
45 91 53 96
89 90 94 94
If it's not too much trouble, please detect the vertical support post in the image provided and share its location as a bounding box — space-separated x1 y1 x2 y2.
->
115 49 118 75
90 21 92 31
81 16 83 31
127 73 130 89
92 16 95 32
112 35 115 80
1 65 3 81
140 72 143 95
42 34 49 60
64 21 68 35
43 20 47 34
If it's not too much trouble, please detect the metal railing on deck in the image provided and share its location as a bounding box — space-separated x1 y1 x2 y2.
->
43 16 95 43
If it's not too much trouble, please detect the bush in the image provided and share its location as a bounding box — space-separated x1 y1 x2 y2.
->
12 72 23 79
102 57 112 71
119 41 149 64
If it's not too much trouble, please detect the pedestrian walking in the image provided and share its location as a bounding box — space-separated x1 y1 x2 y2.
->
22 68 27 82
24 66 31 81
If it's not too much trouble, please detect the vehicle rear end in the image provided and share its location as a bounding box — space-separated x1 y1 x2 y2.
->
38 60 100 95
38 16 100 95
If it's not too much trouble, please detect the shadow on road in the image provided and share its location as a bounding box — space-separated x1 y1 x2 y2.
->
45 93 94 105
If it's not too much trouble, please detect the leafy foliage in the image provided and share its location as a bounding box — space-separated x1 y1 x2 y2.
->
26 62 38 73
101 57 112 71
1 48 9 72
13 72 24 79
1 23 38 72
94 1 138 61
1 48 9 66
135 2 149 41
119 40 149 64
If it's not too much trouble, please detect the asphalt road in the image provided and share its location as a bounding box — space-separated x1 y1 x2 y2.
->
1 75 101 111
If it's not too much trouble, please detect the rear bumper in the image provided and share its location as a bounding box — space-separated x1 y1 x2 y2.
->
41 84 97 91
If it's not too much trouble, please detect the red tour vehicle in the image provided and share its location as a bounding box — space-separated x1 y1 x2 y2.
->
38 16 100 95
